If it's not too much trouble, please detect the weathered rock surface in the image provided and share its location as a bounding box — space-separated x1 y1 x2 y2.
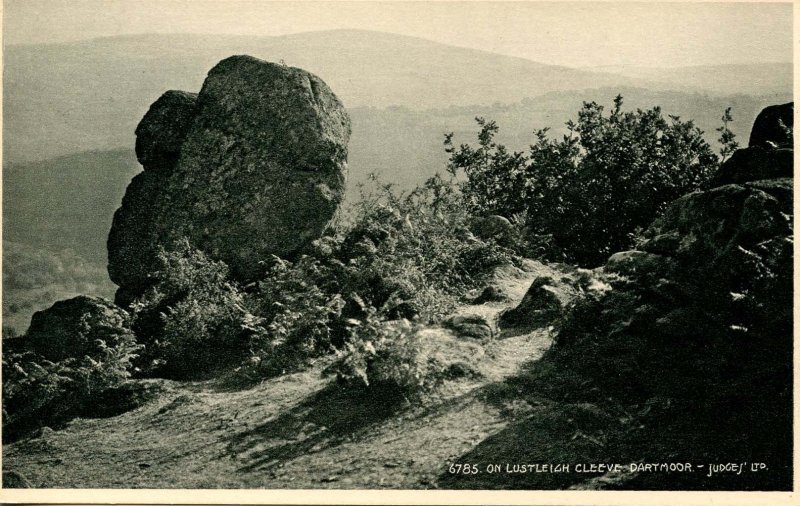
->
134 90 198 171
749 102 793 148
710 102 793 188
109 55 351 305
444 314 496 340
710 101 793 188
24 295 131 362
554 174 793 398
709 146 793 187
499 276 565 328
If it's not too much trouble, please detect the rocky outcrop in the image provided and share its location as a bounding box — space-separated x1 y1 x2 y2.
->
749 102 793 148
711 102 793 187
539 104 793 485
108 55 351 305
24 296 132 362
710 145 793 187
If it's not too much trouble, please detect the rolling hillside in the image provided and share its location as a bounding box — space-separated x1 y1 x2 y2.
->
4 30 644 163
4 30 791 164
585 63 792 97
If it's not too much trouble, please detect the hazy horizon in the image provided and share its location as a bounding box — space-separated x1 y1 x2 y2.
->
4 1 793 68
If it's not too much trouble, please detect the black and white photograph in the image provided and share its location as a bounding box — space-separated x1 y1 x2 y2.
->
0 0 795 502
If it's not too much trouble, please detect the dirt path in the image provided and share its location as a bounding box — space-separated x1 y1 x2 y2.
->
3 262 558 489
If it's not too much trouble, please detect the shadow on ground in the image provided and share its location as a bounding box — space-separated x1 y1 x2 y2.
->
437 358 793 491
225 383 407 473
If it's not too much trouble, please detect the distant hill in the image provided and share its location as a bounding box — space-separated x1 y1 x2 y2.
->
3 149 140 263
585 63 792 97
4 30 790 164
2 149 137 334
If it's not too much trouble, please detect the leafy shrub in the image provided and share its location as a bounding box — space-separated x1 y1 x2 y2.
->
339 174 516 315
119 174 513 382
236 173 516 380
445 96 720 266
129 239 249 378
2 325 142 442
329 305 448 398
241 255 346 377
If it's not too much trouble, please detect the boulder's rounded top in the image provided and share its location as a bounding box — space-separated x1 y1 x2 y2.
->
135 90 198 170
749 102 793 148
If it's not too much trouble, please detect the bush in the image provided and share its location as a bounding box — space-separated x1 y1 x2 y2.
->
329 305 448 398
2 328 142 441
122 175 513 382
339 174 516 315
241 255 346 377
129 239 249 378
446 96 720 266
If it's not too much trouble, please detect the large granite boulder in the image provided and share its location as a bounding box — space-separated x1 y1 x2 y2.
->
108 56 351 305
24 295 132 362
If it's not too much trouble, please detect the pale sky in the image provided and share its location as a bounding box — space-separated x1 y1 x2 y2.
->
3 1 793 68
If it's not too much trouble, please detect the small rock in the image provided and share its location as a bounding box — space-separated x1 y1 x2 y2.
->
34 426 55 439
470 215 514 243
604 250 671 280
499 276 565 328
471 285 508 304
3 471 31 488
25 295 131 362
444 314 495 339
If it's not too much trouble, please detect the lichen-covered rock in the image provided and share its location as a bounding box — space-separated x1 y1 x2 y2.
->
749 102 793 148
555 175 793 406
24 295 132 362
108 55 351 305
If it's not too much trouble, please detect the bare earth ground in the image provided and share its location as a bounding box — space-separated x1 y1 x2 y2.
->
3 262 565 489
